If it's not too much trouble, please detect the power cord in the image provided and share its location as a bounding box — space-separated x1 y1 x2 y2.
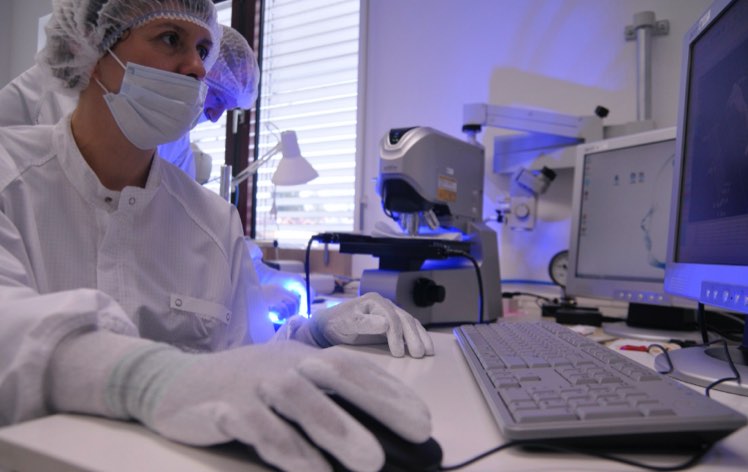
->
445 248 484 324
438 438 712 471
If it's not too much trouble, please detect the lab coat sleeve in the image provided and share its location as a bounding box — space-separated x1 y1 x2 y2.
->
0 209 139 426
226 216 275 346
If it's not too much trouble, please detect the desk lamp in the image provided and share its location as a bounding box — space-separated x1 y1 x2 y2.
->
219 130 318 201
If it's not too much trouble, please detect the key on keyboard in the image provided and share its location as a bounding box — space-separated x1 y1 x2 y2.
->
454 321 746 447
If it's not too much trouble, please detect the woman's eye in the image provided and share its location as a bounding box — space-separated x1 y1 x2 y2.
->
198 45 209 61
160 32 179 47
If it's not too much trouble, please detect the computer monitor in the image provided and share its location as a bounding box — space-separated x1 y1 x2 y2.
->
566 127 700 341
660 0 748 396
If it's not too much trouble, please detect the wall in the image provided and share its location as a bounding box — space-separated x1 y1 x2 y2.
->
0 0 51 88
357 0 712 286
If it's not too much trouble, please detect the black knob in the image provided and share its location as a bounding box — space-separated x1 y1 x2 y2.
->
594 106 609 118
412 278 446 307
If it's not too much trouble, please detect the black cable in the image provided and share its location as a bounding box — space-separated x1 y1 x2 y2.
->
697 303 708 344
446 249 484 324
304 236 314 317
703 339 741 397
502 291 553 304
438 439 712 471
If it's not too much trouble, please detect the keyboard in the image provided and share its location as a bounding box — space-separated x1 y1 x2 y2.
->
454 321 747 448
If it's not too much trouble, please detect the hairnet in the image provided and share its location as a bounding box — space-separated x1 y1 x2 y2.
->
38 0 222 94
205 25 259 110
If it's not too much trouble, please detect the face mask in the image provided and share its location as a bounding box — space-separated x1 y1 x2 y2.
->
96 50 207 150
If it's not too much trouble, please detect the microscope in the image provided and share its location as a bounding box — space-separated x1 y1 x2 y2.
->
351 126 502 325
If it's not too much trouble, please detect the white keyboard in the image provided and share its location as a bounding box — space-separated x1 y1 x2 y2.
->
454 321 746 447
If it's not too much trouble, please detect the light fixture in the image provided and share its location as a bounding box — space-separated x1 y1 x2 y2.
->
219 130 318 201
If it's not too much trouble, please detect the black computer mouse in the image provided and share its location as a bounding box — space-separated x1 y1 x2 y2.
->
327 394 443 472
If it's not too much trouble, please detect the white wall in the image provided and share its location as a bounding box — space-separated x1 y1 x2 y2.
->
357 0 712 283
0 0 51 88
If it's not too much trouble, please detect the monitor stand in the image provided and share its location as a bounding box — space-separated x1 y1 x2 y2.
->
603 303 702 343
654 314 748 397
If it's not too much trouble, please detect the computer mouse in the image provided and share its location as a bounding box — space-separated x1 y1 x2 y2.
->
327 394 443 472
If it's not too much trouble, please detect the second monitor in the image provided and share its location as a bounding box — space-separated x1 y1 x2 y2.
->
566 127 699 340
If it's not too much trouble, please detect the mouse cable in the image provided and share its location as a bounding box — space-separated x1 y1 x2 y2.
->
445 248 484 324
437 438 712 471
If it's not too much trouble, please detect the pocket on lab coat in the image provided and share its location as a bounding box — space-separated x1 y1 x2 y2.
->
139 294 233 352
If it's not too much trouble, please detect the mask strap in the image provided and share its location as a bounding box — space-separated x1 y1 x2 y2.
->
107 48 127 71
94 77 110 95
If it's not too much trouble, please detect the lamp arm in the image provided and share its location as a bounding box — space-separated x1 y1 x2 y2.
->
231 141 282 188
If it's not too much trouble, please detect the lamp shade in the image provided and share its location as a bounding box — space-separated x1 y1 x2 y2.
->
271 131 319 185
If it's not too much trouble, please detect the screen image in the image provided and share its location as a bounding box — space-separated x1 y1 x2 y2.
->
566 127 680 308
576 138 675 283
676 0 748 266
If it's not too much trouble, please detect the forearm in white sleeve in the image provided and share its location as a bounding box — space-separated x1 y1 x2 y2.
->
47 330 184 420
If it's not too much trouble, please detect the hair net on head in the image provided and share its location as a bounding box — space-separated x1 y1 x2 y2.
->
205 25 259 110
38 0 222 95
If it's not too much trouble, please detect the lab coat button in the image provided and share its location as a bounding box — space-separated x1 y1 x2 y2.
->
128 197 136 205
226 313 231 322
175 298 183 307
104 197 113 203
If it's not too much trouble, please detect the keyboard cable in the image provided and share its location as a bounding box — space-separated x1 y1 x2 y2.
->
437 438 713 471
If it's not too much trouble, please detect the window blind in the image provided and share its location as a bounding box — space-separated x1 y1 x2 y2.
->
255 0 360 247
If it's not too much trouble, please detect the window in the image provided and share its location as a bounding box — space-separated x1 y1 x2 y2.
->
254 0 361 247
192 0 361 248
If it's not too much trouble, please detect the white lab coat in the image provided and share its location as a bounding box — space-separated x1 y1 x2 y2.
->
0 65 196 179
0 116 275 424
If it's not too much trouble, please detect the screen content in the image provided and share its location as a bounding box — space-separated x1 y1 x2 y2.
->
576 139 675 282
676 0 748 265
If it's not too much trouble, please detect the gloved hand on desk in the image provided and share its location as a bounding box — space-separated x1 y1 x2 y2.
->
273 292 435 358
49 331 431 472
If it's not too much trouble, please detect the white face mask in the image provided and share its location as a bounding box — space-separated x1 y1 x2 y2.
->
96 50 207 150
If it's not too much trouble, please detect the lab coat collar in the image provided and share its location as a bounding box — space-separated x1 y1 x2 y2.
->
55 115 161 212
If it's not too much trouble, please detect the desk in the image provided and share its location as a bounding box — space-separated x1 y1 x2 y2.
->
1 330 747 471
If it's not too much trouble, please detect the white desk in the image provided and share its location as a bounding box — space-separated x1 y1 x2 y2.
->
1 330 747 471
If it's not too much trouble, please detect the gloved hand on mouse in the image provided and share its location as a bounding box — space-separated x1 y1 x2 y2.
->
49 331 432 472
273 292 435 358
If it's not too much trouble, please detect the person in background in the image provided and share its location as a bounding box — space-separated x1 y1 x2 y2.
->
0 24 257 180
0 2 434 472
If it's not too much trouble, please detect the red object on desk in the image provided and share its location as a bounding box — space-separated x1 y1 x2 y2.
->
620 345 649 352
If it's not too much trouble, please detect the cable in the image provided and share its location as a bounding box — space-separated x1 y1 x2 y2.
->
502 291 553 304
304 236 314 317
703 339 741 397
438 439 712 471
501 279 557 286
446 248 484 324
697 303 709 344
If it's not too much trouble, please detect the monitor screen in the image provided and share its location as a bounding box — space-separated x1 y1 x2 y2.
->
567 127 687 308
666 0 748 315
660 0 748 397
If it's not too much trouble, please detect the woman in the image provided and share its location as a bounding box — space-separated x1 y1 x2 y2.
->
0 1 433 471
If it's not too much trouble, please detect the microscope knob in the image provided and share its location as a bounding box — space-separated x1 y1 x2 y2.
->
412 278 446 307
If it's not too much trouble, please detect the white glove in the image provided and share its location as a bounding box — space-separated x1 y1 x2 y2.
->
49 332 431 472
276 292 434 358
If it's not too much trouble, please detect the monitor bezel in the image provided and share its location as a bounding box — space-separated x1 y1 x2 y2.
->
664 0 748 316
566 126 690 308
